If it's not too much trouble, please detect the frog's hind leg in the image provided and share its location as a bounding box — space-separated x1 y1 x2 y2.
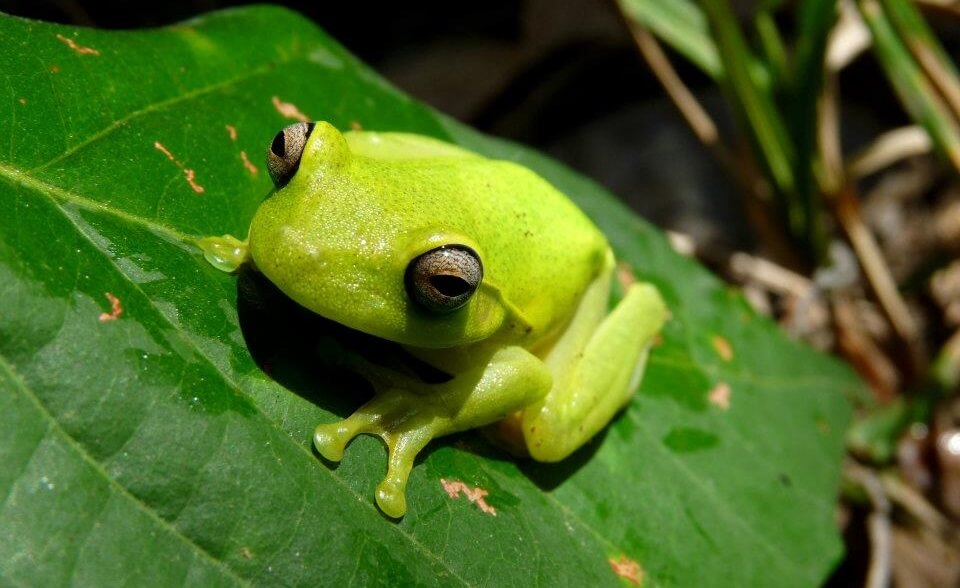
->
522 252 667 462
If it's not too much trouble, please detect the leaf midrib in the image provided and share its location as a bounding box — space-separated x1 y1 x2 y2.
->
0 353 251 587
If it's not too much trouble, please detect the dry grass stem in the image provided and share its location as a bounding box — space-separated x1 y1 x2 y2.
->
626 24 721 148
819 73 844 195
728 252 812 298
828 0 872 72
836 187 923 372
834 295 900 398
881 471 960 544
915 0 960 18
848 126 932 179
909 42 960 120
846 460 893 588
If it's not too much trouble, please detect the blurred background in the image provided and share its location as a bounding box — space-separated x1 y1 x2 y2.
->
3 1 960 585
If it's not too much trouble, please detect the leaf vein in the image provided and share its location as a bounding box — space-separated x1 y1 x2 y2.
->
28 57 292 174
0 352 251 587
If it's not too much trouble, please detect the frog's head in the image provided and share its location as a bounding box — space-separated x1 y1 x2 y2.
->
248 121 514 349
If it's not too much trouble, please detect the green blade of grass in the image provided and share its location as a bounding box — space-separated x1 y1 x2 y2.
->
784 0 838 260
754 10 788 86
699 0 798 230
859 0 960 173
879 0 960 118
617 0 723 79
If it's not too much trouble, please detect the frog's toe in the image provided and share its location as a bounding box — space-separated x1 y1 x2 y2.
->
374 427 433 518
376 479 407 519
314 405 389 461
196 235 248 273
313 422 351 462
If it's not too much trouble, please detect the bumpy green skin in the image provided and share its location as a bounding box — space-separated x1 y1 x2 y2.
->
202 123 667 518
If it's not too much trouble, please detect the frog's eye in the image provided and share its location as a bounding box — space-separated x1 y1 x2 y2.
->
267 122 315 188
405 245 483 313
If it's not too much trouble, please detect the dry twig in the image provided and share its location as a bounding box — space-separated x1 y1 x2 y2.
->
846 460 893 588
881 471 960 544
847 126 933 179
625 24 724 156
835 186 925 375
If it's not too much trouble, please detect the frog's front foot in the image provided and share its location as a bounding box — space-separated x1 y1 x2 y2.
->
196 234 249 273
314 346 552 518
314 391 436 518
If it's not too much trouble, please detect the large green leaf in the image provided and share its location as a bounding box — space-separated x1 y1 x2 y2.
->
0 7 861 587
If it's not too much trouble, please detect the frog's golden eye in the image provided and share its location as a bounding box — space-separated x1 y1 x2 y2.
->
405 245 483 313
267 122 315 188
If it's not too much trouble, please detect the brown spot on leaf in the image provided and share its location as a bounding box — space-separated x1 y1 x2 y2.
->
239 547 253 560
98 292 123 322
56 33 100 56
223 125 258 176
50 64 60 74
18 97 26 105
271 95 310 122
440 478 496 516
240 151 259 175
608 554 644 586
183 169 204 194
154 141 205 194
154 141 179 163
616 262 636 290
350 120 363 131
711 335 734 361
708 382 731 410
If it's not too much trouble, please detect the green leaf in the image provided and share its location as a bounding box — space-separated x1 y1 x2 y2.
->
616 0 724 79
0 7 861 587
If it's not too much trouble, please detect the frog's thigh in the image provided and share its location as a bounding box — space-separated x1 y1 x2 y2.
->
522 271 666 462
314 345 551 518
